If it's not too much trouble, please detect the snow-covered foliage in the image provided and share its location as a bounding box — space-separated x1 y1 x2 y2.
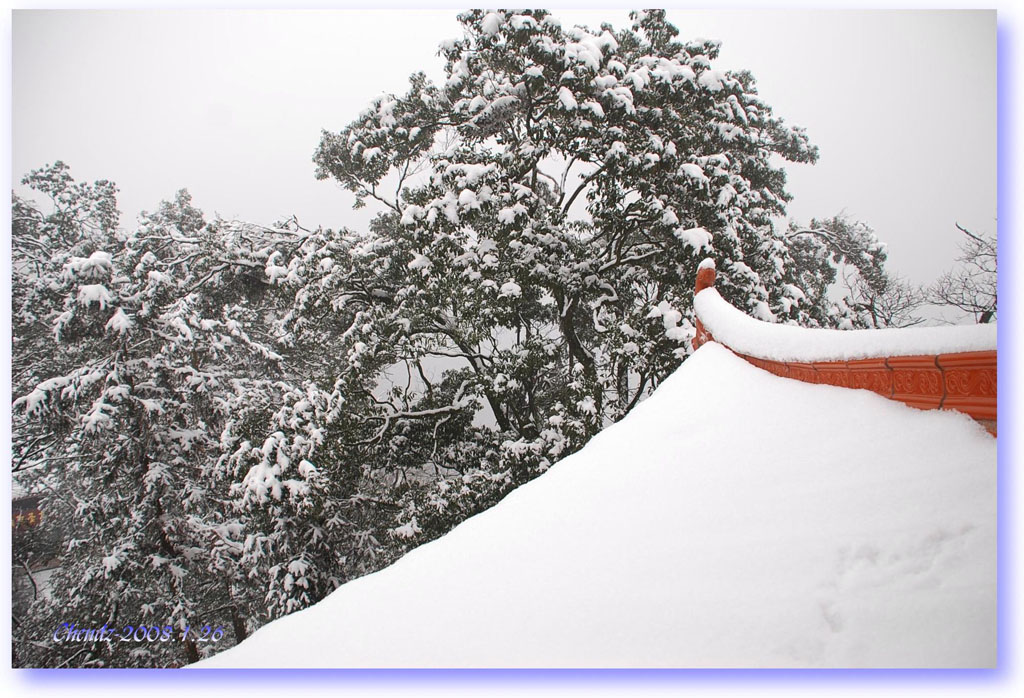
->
779 215 913 329
12 169 318 667
299 11 910 552
13 165 517 667
309 10 830 482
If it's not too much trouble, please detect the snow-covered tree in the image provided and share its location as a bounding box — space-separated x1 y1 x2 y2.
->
300 9 831 506
781 214 919 329
12 166 429 666
11 167 299 666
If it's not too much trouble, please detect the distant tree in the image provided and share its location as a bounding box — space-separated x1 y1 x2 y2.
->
783 214 924 329
844 272 927 328
929 223 996 323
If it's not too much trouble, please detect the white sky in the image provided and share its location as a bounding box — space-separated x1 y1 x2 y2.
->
12 9 995 287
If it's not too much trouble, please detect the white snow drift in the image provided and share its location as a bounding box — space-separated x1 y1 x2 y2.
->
198 343 996 668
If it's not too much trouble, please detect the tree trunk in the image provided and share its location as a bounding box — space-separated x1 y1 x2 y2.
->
230 605 248 643
182 633 200 665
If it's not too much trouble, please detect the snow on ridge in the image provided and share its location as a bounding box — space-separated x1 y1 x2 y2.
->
695 288 996 362
196 343 995 669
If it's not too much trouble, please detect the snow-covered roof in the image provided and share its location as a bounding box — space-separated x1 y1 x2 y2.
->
198 343 995 668
694 287 996 362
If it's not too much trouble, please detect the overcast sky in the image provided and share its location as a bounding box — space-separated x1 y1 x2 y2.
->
12 9 995 287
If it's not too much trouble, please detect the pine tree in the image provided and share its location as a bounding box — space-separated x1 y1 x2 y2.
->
298 9 831 530
12 167 289 666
